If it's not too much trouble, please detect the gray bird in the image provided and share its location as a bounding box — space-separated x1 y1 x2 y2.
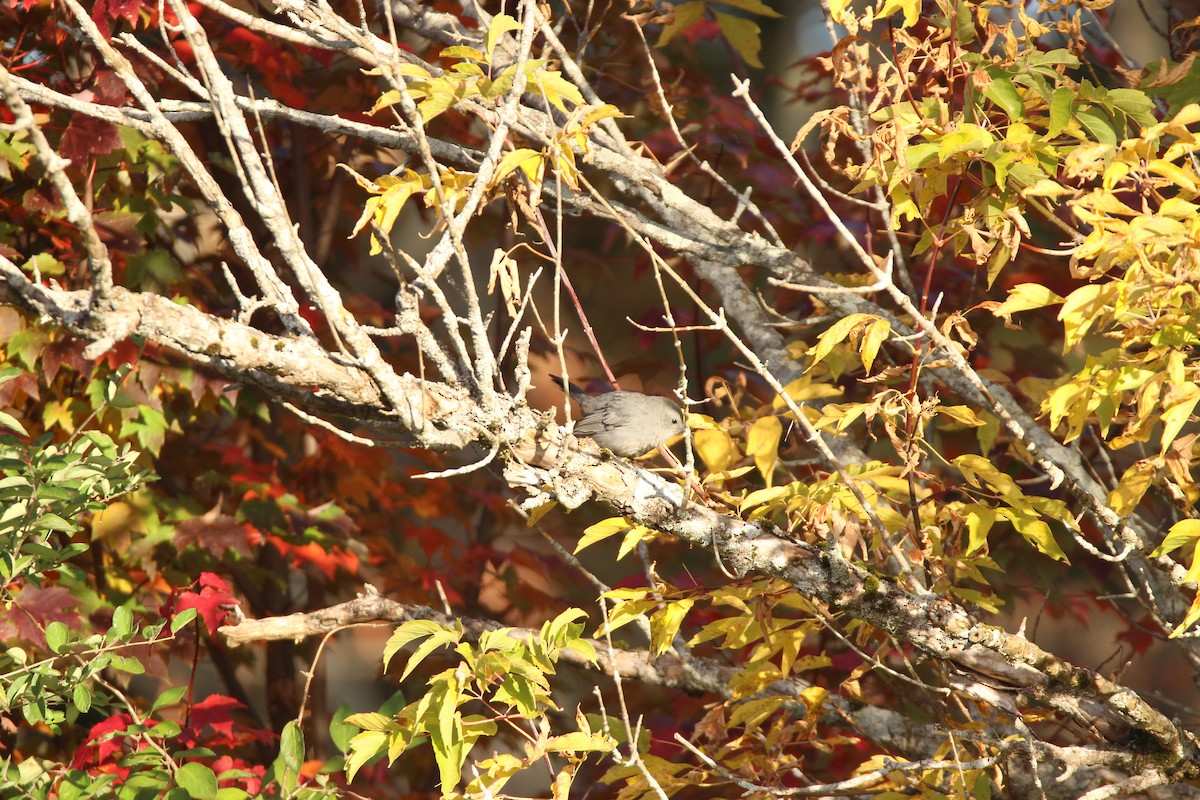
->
550 375 685 458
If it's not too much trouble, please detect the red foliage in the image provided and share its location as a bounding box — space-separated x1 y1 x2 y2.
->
171 573 240 635
0 585 80 649
71 713 135 779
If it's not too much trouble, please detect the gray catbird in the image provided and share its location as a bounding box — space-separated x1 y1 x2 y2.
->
550 375 685 457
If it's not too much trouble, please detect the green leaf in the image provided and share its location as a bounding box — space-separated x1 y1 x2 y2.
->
46 621 69 653
382 620 461 678
151 685 189 713
329 703 357 753
983 76 1024 121
1075 107 1117 144
171 607 198 633
111 606 134 640
1048 87 1074 137
107 655 146 675
280 721 305 773
72 683 93 714
175 762 218 799
0 410 28 437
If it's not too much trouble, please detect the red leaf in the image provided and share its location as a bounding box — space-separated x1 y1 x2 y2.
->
186 695 275 748
0 585 80 648
210 755 266 794
174 503 254 557
91 0 146 38
175 572 239 634
187 694 243 744
71 712 134 778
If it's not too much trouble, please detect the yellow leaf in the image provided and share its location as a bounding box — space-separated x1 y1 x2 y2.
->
695 428 736 473
939 124 995 160
954 454 1022 499
544 730 615 754
650 599 694 656
1169 591 1200 638
1146 158 1198 193
526 500 557 526
532 68 584 111
576 517 632 553
719 0 783 16
965 505 997 555
1160 384 1200 454
715 13 765 69
1150 518 1200 557
999 509 1069 562
1185 539 1200 586
493 148 543 185
937 405 985 427
440 45 485 62
728 696 785 728
1058 283 1117 348
810 313 873 369
799 685 827 711
485 13 522 63
370 89 403 115
1021 180 1075 198
991 282 1065 319
859 318 891 373
879 0 921 26
747 416 783 486
658 1 705 47
1159 197 1200 219
1107 458 1158 516
578 104 627 131
812 402 869 433
616 524 654 560
740 485 791 512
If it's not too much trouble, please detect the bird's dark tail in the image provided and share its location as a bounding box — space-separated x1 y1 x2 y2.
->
549 375 587 403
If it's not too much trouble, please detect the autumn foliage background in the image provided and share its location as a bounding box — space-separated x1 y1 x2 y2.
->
3 0 1200 798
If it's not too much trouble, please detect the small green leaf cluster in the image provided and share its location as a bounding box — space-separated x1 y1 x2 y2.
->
0 366 153 594
1 608 199 799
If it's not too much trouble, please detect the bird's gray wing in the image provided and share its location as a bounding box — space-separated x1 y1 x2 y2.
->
573 392 634 435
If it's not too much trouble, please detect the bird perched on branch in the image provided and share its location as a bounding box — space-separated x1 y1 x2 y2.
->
550 375 685 458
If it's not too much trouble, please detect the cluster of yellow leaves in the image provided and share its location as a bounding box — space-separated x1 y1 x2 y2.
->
368 15 582 123
825 1 1200 629
347 13 625 253
852 35 1155 284
600 579 835 743
344 611 610 794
